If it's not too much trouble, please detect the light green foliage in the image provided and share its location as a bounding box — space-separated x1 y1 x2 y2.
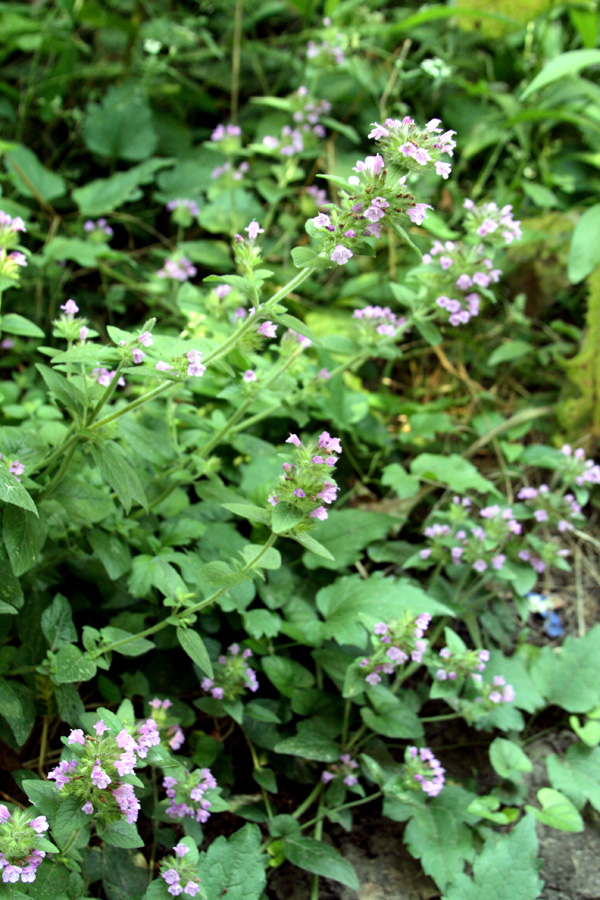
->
284 836 359 889
197 825 266 900
442 814 543 900
559 267 600 431
547 743 600 813
531 625 600 712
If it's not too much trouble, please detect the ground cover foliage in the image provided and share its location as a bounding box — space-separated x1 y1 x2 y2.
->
0 0 599 897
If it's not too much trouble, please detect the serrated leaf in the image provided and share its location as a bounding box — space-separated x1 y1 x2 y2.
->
290 246 333 269
83 83 157 161
4 144 66 201
91 441 147 514
1 313 44 338
284 837 358 889
222 502 270 525
73 159 172 217
381 463 420 499
547 743 600 812
198 824 265 900
405 786 477 890
177 627 213 678
271 501 306 534
530 624 600 712
274 733 340 762
100 820 145 849
410 453 495 494
489 738 532 780
0 465 38 515
441 813 543 900
54 644 97 684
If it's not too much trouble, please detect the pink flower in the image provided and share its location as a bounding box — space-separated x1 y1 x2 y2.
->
245 220 264 240
285 433 302 447
243 369 257 382
330 244 353 265
156 361 174 371
406 204 433 226
309 506 328 520
257 321 277 338
132 348 145 364
60 299 79 315
138 331 153 346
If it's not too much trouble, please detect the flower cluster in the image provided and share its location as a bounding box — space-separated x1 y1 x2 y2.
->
305 114 455 267
84 217 113 239
0 806 51 885
404 746 445 797
200 643 259 699
160 843 202 897
47 717 159 824
268 431 342 522
92 367 126 388
359 613 432 686
262 87 330 157
166 198 200 227
482 674 516 704
211 160 249 182
0 454 25 482
321 754 360 787
0 211 27 279
558 444 600 488
434 647 489 682
148 698 185 751
462 199 522 245
163 768 218 824
353 305 408 339
210 122 242 145
517 482 583 536
306 29 345 66
158 256 197 282
421 239 502 327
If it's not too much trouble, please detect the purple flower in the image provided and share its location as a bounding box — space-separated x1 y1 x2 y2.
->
132 348 145 364
330 244 353 265
243 369 257 382
187 350 206 377
138 331 153 346
67 729 85 745
309 506 328 520
82 801 94 814
60 299 79 315
245 220 264 240
257 321 277 338
91 762 111 790
406 204 433 226
286 433 302 447
156 361 174 371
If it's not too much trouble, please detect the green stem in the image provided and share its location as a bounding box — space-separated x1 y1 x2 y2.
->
292 782 323 820
38 441 79 500
57 826 82 859
86 359 127 426
309 796 324 900
301 790 383 832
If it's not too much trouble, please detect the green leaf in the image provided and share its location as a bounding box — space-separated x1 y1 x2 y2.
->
198 824 266 900
91 441 147 514
24 863 70 899
526 787 584 832
73 159 172 217
222 502 270 525
404 786 477 890
239 544 281 570
21 779 63 819
442 814 543 900
487 340 532 367
36 364 85 416
381 463 420 499
530 624 600 712
316 573 453 647
270 501 306 534
2 505 47 575
243 608 282 639
54 474 114 524
54 644 97 684
0 677 35 745
1 313 44 338
547 743 600 813
100 820 145 849
101 844 149 900
88 530 132 581
361 703 423 739
0 558 24 614
4 144 66 201
83 83 157 161
291 246 333 269
302 509 394 571
521 49 600 100
410 453 495 494
489 738 532 780
289 531 334 561
99 626 155 658
568 204 600 284
272 313 321 346
274 733 340 762
177 627 213 678
283 837 359 889
569 714 600 747
262 656 314 698
41 594 77 650
43 236 113 268
0 464 38 515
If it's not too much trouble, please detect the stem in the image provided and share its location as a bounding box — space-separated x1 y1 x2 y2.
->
230 0 243 123
38 441 78 500
57 826 82 859
86 360 127 425
309 796 324 900
37 716 49 779
301 790 383 832
291 782 323 820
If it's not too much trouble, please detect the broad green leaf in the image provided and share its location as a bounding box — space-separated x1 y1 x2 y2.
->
243 608 282 639
198 824 266 900
21 780 63 819
101 844 149 900
271 501 306 534
302 510 394 571
274 733 340 762
222 502 270 525
88 530 132 581
488 340 532 367
404 786 477 890
569 714 600 747
262 656 314 697
41 594 77 650
22 861 70 899
0 465 38 515
521 49 600 100
410 453 495 494
568 205 600 283
177 627 213 678
284 837 359 889
291 246 333 269
489 738 532 780
99 627 155 658
4 144 66 201
316 573 453 647
361 703 423 739
530 625 600 712
442 814 543 900
91 441 147 514
239 544 281 570
100 821 145 849
83 83 157 161
36 364 85 416
526 787 584 832
0 677 35 745
1 313 44 338
54 475 114 524
73 159 172 216
547 743 600 813
43 237 113 268
2 505 47 575
54 644 97 684
381 463 420 499
289 531 334 561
